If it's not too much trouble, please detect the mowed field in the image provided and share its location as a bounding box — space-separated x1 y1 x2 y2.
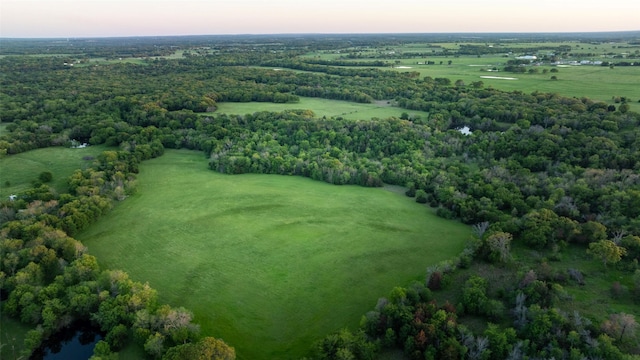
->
78 150 470 359
213 96 430 120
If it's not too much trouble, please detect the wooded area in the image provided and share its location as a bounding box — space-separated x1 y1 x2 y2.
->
1 33 639 359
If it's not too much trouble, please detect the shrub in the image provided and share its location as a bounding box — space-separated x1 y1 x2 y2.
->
567 268 585 285
405 186 416 197
483 232 512 263
427 271 443 291
610 281 626 299
415 190 427 204
39 171 53 183
633 270 640 304
461 276 489 315
436 207 454 219
106 324 129 351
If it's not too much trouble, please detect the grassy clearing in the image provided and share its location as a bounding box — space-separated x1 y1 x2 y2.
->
76 58 148 67
212 96 429 121
78 150 470 359
515 244 640 318
76 51 186 66
390 59 640 111
0 314 31 360
432 241 640 334
0 145 110 198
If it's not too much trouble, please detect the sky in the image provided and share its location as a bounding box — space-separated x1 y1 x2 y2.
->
2 0 639 38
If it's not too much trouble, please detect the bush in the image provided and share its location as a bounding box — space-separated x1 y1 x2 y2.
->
427 271 443 291
458 252 473 268
405 185 416 197
91 340 117 360
415 190 427 203
483 299 505 321
38 171 53 183
436 207 454 219
461 276 489 315
610 281 626 299
633 270 640 304
567 268 585 285
106 324 129 351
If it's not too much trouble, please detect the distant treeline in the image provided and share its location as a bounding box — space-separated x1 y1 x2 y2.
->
1 42 639 359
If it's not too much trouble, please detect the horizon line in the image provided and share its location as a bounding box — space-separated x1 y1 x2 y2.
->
2 30 640 40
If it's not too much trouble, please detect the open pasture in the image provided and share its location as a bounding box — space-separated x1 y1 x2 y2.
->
0 145 109 198
78 150 470 359
391 59 640 111
213 96 429 120
304 41 640 111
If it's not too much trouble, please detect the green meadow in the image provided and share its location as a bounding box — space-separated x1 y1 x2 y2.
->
302 42 640 112
389 58 640 111
0 314 32 360
0 145 109 199
78 150 470 359
213 96 430 120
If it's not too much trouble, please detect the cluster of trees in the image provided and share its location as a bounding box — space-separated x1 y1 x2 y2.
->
316 280 632 359
316 230 638 360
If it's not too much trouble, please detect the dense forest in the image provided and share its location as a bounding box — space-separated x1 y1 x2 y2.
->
1 34 639 359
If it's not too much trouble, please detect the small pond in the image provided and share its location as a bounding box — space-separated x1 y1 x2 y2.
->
30 322 102 360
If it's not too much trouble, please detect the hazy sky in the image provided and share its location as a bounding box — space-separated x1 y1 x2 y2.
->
2 0 639 38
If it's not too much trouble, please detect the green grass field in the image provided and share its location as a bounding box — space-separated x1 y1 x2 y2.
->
77 150 470 359
388 57 640 111
0 314 31 360
302 42 640 112
0 145 110 199
212 96 429 120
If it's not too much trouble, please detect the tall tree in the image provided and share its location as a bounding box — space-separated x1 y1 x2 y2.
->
587 240 627 268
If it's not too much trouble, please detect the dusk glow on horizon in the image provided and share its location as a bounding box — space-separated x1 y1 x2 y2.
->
2 0 639 38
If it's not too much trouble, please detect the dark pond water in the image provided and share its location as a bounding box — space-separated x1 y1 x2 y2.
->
30 323 102 360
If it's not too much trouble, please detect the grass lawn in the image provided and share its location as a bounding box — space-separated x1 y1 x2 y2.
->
78 150 470 359
212 96 429 121
0 145 110 199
